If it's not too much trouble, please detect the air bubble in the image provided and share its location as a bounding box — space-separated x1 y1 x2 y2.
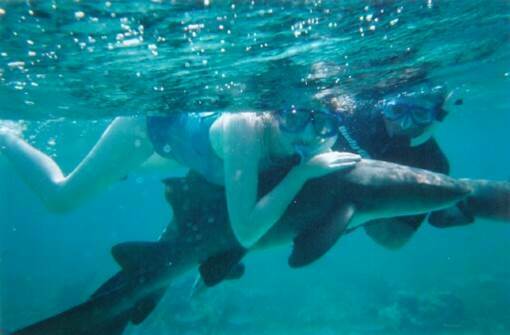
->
74 11 85 20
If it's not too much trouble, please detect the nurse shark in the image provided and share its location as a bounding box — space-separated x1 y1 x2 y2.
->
12 159 474 335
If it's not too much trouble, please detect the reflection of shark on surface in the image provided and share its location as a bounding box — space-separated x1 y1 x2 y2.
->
11 159 508 335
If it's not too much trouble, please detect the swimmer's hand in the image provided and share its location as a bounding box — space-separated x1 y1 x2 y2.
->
296 151 361 180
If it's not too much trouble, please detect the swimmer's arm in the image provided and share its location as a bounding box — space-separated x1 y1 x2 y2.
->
222 116 307 248
1 117 154 212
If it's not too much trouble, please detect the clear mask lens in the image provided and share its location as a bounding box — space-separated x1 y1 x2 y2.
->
278 109 311 133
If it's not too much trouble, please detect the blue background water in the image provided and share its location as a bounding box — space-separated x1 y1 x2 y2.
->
1 1 510 334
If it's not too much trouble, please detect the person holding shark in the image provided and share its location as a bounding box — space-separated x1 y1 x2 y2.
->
319 82 456 249
7 98 508 335
4 75 509 335
1 90 362 250
319 81 509 248
163 80 509 297
0 76 506 249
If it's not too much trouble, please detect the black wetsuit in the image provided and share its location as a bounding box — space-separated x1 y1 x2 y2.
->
333 103 449 173
332 103 450 248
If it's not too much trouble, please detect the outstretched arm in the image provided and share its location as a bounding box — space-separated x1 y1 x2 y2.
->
0 117 154 212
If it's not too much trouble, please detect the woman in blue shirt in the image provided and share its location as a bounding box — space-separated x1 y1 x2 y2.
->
0 109 360 248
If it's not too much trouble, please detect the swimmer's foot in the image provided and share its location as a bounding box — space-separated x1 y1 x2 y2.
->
0 121 24 149
0 120 25 138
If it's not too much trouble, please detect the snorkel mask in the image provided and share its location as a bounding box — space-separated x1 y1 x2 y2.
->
277 107 342 138
381 86 448 127
379 85 449 145
277 107 342 160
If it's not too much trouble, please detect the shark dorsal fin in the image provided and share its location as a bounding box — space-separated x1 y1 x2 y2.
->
111 242 171 273
289 204 355 268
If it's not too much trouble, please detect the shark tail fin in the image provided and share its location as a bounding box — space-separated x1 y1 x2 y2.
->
11 285 132 335
12 241 175 335
89 270 167 326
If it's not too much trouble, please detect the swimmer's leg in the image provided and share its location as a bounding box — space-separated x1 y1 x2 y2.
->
0 117 154 212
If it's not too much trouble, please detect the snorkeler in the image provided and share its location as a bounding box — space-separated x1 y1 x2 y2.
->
319 83 466 248
0 108 360 248
325 83 451 172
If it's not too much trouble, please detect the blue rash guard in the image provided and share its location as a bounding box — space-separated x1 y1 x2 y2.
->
147 112 298 187
146 112 225 185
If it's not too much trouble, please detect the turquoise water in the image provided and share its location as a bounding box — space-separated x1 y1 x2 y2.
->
1 1 510 334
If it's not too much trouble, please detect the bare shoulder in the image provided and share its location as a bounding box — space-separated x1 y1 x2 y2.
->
212 112 261 130
209 112 265 158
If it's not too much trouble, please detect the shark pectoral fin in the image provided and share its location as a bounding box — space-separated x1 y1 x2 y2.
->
364 215 424 250
289 204 355 268
199 247 246 287
131 288 166 325
429 200 475 228
112 241 172 273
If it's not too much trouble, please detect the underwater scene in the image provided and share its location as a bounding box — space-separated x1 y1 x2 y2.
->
1 1 509 334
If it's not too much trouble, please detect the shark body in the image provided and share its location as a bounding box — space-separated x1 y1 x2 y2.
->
12 159 472 335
